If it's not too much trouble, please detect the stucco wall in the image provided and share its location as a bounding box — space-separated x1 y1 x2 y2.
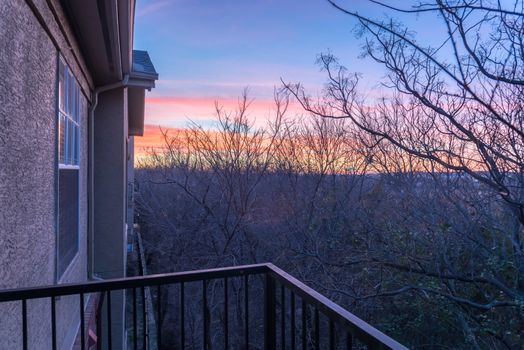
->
0 0 89 349
0 0 57 348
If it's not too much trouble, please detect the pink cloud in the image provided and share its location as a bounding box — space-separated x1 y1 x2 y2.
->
136 95 305 160
144 95 304 127
146 95 274 111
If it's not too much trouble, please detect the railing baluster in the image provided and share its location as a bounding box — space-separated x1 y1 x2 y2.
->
281 284 286 350
224 277 228 350
80 293 85 350
264 274 276 350
314 308 319 350
244 274 249 349
329 319 334 350
133 288 137 350
203 279 208 350
107 291 112 350
301 300 306 350
141 287 146 350
291 293 296 350
346 331 353 350
157 285 162 348
180 282 185 350
51 296 57 350
22 299 27 350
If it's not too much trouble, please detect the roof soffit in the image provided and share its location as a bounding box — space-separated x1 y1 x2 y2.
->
61 0 134 85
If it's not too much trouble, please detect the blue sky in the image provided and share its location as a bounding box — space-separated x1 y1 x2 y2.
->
133 0 445 134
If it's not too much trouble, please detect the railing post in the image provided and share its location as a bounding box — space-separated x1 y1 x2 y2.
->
264 273 276 350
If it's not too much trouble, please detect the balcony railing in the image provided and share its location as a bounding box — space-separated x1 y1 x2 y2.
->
0 263 407 350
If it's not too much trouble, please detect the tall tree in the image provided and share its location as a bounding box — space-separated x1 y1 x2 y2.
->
283 1 524 347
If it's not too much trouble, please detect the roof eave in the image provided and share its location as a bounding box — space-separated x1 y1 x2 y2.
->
61 0 135 85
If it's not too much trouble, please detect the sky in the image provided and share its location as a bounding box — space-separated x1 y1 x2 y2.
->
132 0 446 155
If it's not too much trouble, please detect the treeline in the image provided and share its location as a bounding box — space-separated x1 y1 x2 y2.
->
135 92 522 348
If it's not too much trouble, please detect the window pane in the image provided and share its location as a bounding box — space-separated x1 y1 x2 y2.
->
63 116 67 164
59 114 65 164
58 169 79 277
71 122 76 165
75 125 80 165
68 71 74 116
76 85 81 123
68 120 74 165
59 60 65 112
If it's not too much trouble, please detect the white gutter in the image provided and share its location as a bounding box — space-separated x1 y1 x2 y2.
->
87 74 129 280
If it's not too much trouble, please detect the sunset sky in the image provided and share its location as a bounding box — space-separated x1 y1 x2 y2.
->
132 0 445 155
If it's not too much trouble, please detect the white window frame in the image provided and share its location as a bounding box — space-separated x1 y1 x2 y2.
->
58 58 81 168
57 56 81 280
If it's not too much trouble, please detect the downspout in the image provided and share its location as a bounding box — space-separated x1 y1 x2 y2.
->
87 74 130 280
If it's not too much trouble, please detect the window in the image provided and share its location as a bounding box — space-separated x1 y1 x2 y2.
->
57 57 81 278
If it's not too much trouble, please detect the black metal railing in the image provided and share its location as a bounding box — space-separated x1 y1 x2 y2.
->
0 263 407 350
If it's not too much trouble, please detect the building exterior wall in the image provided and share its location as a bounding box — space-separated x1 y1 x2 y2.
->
93 88 129 280
93 87 129 349
0 0 91 348
0 1 57 348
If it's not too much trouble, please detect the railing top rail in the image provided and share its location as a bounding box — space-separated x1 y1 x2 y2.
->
0 263 270 302
267 263 409 350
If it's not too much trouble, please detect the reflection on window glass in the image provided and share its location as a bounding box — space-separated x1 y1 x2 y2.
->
59 62 65 112
74 85 78 123
76 123 80 163
68 121 74 164
68 71 74 116
59 115 65 164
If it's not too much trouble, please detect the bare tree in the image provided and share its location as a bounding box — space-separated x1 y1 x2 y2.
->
281 0 524 348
